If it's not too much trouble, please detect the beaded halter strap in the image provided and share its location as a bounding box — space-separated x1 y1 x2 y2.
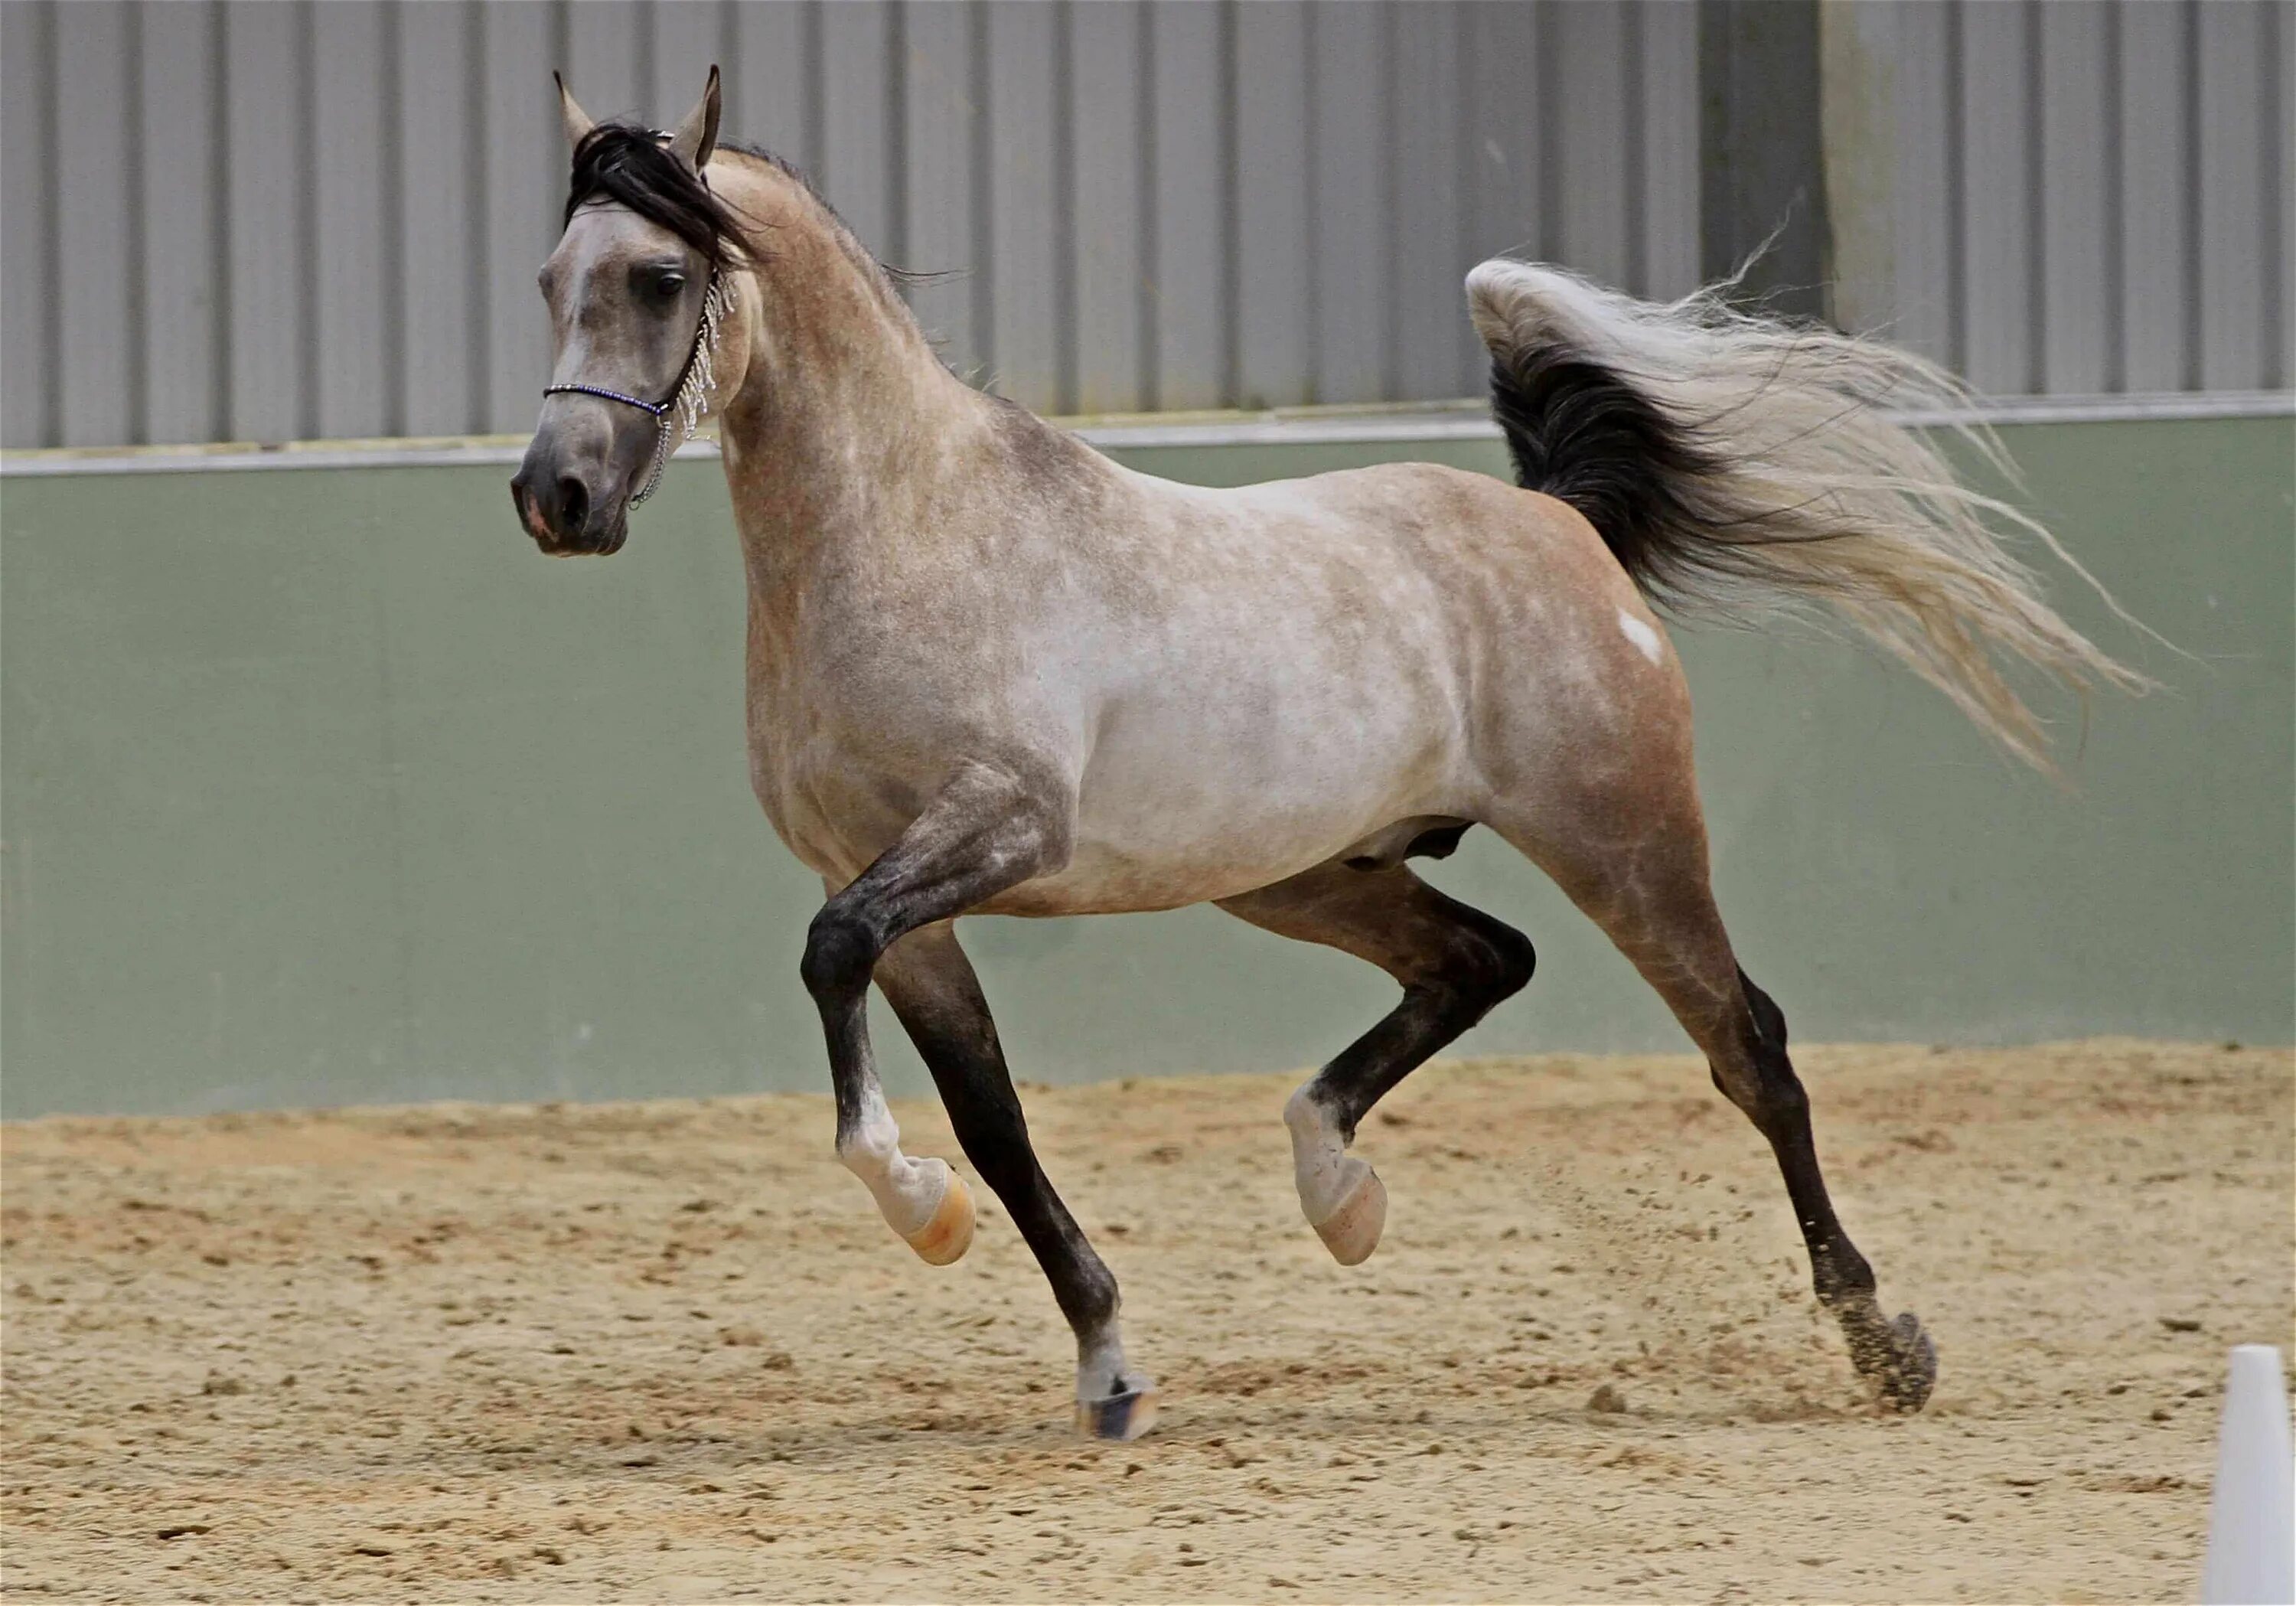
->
541 138 735 508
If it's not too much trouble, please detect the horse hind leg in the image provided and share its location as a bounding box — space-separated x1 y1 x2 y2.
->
1218 858 1537 1265
1493 795 1939 1412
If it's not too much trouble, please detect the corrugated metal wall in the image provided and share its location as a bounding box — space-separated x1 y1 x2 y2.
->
0 0 2286 451
1825 0 2292 397
0 0 1697 447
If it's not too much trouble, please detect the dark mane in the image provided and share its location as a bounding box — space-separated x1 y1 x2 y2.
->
563 129 944 294
564 122 752 266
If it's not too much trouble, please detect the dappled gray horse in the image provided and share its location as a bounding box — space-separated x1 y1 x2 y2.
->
513 71 2138 1441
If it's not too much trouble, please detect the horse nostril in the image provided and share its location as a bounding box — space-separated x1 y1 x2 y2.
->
556 474 590 534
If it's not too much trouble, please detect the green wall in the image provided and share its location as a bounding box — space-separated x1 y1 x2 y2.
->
3 416 2290 1118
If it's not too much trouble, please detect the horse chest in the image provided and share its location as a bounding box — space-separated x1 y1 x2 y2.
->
741 661 990 883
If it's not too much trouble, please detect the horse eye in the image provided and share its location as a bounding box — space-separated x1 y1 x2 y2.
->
651 271 687 302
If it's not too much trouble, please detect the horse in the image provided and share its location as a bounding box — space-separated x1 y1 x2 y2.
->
511 70 2141 1441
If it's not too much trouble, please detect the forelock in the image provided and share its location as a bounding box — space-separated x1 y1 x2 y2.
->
563 123 745 266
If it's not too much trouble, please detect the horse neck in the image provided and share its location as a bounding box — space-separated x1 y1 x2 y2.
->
712 181 987 585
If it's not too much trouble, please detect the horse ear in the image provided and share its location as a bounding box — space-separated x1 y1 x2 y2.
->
667 64 721 171
556 71 595 152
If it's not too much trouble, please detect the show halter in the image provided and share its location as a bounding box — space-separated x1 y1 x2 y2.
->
541 135 735 508
542 265 731 508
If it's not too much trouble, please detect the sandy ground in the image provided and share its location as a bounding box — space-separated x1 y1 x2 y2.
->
4 1040 2290 1604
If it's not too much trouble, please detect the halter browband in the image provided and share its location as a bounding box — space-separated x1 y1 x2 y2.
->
541 135 730 508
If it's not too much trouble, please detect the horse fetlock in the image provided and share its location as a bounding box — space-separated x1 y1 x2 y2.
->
1074 1323 1157 1441
1810 1242 1877 1304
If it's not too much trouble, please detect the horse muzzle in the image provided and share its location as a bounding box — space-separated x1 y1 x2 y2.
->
509 455 631 557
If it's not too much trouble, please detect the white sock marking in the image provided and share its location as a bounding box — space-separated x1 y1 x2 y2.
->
837 1085 948 1238
1077 1321 1138 1402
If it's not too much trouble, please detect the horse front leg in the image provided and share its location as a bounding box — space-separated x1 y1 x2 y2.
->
799 761 1070 1268
876 922 1154 1441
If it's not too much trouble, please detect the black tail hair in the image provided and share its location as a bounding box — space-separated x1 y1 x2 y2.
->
1486 341 1749 612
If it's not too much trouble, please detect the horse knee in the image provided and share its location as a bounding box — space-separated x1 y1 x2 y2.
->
800 906 876 1007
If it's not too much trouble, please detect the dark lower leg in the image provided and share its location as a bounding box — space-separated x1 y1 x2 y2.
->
876 926 1146 1416
1726 971 1936 1410
1223 863 1535 1131
1220 863 1536 1260
1534 841 1936 1412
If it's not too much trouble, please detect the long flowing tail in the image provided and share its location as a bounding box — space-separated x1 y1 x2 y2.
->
1465 258 2148 769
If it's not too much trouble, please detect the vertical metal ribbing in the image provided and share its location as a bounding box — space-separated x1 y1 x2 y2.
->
1535 0 1558 270
124 0 148 444
967 2 992 389
2103 0 2125 393
802 0 826 181
2180 0 2202 391
2023 0 2045 395
1623 0 1648 299
1300 0 1318 406
885 0 908 273
1944 0 1966 377
378 0 404 437
1136 1 1158 413
1450 0 1476 389
207 0 230 442
2262 0 2288 390
631 0 655 137
464 0 489 434
293 0 318 441
1216 0 1238 406
33 0 62 447
1379 0 1401 401
1052 1 1076 415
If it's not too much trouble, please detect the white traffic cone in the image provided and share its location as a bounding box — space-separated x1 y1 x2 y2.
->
2201 1345 2294 1605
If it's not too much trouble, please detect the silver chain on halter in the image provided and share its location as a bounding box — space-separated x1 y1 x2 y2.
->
542 263 734 508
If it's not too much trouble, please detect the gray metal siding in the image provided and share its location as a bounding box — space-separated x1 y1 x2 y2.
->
1831 0 2291 399
0 0 2284 452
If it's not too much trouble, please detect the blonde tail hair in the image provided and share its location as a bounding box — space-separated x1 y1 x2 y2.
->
1465 258 2150 769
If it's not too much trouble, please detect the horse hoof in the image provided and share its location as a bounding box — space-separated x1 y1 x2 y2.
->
1872 1311 1938 1413
1313 1167 1387 1266
901 1167 974 1266
1075 1385 1158 1442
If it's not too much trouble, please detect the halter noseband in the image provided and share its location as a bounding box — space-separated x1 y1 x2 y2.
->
542 137 734 508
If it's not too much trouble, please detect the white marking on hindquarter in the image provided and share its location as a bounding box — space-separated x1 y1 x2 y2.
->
1617 608 1664 664
837 1085 947 1237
